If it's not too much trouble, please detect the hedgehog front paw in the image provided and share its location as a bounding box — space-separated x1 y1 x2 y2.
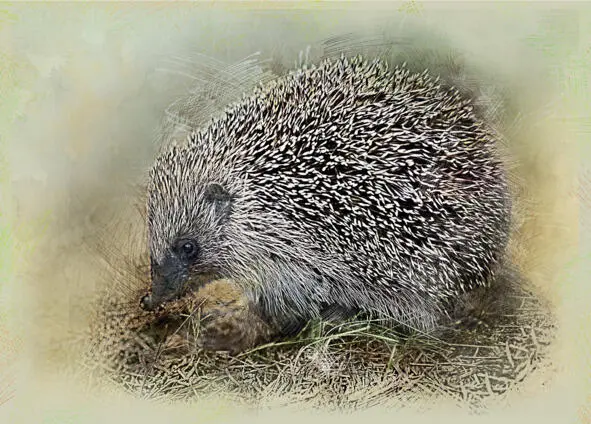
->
195 279 274 354
198 307 253 354
452 315 490 331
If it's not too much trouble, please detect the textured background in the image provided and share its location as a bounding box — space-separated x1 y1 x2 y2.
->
0 1 588 423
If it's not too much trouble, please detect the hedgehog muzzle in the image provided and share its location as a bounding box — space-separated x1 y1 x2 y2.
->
140 253 189 311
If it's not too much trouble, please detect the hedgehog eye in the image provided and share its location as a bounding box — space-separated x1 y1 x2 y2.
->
177 239 199 261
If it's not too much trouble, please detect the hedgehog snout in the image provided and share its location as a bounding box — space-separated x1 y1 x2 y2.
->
139 293 156 311
140 253 189 311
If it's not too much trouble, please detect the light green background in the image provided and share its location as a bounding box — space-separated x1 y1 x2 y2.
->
0 2 589 423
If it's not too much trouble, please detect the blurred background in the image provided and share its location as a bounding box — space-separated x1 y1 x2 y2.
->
0 2 588 423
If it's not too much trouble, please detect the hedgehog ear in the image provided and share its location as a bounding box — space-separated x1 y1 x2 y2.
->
203 182 233 215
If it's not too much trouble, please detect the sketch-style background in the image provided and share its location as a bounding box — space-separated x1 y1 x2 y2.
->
0 2 588 423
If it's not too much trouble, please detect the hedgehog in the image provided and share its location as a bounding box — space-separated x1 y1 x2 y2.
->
139 55 512 353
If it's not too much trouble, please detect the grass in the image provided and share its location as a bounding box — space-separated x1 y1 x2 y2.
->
83 266 555 412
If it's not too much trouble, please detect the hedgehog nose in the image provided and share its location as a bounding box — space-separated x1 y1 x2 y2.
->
140 293 154 311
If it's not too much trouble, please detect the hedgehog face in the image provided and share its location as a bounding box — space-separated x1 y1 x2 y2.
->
141 148 234 311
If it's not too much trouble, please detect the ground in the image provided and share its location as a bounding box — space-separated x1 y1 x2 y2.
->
84 247 556 412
